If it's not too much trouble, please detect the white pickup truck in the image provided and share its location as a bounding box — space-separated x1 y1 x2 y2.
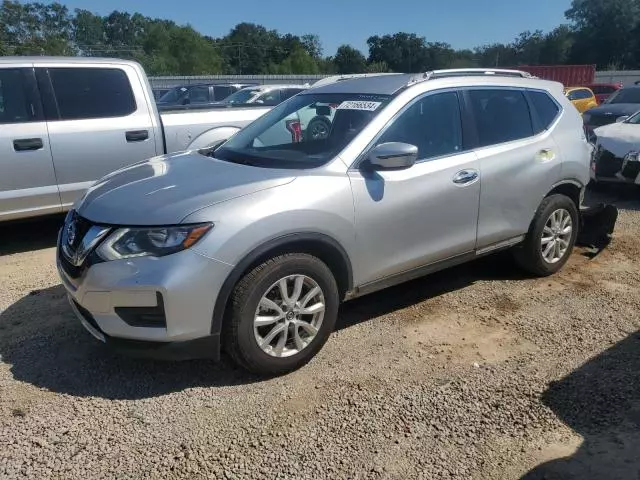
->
0 57 275 222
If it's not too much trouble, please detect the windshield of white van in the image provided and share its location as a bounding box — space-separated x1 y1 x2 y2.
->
213 93 391 169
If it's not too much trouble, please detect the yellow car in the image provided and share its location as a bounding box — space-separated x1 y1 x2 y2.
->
565 87 598 113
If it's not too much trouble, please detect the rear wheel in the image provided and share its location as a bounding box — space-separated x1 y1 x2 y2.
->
223 253 339 375
306 116 332 140
514 194 579 277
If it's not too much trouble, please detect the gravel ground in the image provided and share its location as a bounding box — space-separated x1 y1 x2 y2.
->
1 186 639 479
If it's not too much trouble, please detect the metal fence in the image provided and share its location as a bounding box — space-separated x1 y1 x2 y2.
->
149 75 328 89
149 71 640 89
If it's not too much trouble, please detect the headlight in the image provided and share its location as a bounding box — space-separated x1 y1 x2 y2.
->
624 151 640 163
96 223 212 261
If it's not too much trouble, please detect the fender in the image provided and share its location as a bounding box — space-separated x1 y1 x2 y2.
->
187 126 241 150
210 232 354 337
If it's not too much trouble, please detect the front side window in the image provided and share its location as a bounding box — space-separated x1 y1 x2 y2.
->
222 88 260 104
468 89 533 147
188 86 210 104
213 86 233 101
374 91 463 161
49 67 136 120
0 69 33 124
256 90 282 106
214 93 391 169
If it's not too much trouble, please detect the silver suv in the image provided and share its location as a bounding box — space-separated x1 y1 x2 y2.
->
57 69 591 375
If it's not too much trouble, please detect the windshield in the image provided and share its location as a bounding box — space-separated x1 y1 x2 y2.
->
605 88 640 104
222 88 261 104
626 110 640 124
213 92 391 169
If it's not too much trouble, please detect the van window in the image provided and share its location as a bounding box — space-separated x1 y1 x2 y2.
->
528 90 560 133
0 69 33 124
468 89 533 147
49 67 136 120
376 91 463 160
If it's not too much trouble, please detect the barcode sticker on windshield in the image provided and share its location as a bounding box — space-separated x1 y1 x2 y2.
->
336 101 382 111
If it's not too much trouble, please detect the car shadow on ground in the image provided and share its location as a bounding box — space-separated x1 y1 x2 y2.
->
521 331 640 480
0 253 526 401
0 214 65 255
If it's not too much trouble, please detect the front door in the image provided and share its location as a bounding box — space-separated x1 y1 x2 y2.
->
0 67 60 221
38 65 159 209
349 90 481 286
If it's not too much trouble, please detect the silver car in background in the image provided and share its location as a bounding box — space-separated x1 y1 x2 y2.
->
57 69 592 375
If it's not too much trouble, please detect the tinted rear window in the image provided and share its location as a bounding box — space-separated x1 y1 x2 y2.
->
528 91 560 133
49 67 136 120
468 89 533 147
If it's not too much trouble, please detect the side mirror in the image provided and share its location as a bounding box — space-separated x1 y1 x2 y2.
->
316 105 331 116
616 115 629 123
367 142 418 170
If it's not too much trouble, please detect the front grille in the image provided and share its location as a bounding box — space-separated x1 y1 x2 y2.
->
58 212 107 279
594 147 623 177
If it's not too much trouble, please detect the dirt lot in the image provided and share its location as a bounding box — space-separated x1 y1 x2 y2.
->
1 186 639 479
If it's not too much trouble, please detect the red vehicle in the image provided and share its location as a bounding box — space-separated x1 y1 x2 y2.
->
517 65 596 87
581 83 623 105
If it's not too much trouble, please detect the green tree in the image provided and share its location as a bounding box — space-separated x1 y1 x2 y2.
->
333 44 367 73
565 0 640 68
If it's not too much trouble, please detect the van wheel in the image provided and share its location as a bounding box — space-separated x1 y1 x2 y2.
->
223 253 339 375
514 194 579 277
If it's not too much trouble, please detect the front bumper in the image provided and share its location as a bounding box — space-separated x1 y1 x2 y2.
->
590 146 640 184
57 234 233 360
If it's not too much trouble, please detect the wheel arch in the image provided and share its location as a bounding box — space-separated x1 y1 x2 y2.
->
211 232 353 336
546 180 583 209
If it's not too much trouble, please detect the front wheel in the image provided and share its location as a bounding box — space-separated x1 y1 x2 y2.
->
223 253 339 375
514 194 579 277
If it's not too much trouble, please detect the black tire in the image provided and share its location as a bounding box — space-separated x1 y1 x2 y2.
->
305 116 332 140
223 253 339 376
513 194 579 277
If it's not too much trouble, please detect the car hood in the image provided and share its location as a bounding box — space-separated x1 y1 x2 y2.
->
586 103 640 117
77 152 296 225
594 122 640 158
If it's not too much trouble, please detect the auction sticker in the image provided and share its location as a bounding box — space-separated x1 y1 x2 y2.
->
336 100 382 111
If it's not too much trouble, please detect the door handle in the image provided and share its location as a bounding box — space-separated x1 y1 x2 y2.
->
453 169 479 185
13 138 44 151
125 130 149 142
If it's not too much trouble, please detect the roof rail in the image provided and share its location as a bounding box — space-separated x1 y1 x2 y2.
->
404 68 538 88
311 72 399 88
425 68 537 81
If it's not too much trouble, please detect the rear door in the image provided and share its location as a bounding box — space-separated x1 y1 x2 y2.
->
0 66 61 221
37 64 160 209
464 87 562 250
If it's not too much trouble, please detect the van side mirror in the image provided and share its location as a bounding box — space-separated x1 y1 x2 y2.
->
367 142 418 170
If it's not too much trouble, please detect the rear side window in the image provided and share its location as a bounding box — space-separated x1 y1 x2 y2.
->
213 86 233 100
468 89 533 147
0 69 33 124
188 86 210 104
49 68 136 120
281 88 304 101
528 90 560 133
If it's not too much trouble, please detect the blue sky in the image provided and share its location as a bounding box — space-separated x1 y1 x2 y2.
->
50 0 573 56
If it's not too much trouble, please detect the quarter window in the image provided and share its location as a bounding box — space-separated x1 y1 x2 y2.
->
0 69 33 124
375 91 463 160
49 67 136 120
468 89 533 147
528 90 560 133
